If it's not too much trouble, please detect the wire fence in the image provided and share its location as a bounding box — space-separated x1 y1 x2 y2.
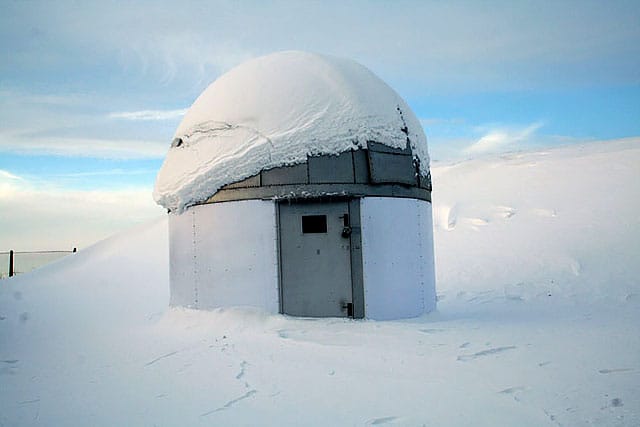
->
0 249 76 279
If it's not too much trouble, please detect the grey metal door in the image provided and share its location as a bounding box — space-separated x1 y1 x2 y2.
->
279 201 353 317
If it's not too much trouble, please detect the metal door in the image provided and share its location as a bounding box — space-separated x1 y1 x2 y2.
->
279 200 353 317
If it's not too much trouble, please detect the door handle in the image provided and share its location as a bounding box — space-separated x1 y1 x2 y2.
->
340 213 352 238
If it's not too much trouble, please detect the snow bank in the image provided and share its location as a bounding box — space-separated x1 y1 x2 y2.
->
153 51 429 213
0 218 169 329
433 138 640 302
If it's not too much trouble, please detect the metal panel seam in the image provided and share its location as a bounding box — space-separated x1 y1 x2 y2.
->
276 202 284 314
417 199 425 312
191 209 199 309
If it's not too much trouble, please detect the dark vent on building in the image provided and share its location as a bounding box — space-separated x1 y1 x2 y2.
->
301 215 327 233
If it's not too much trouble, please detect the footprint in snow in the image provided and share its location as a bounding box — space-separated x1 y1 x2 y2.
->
569 259 581 276
494 206 516 219
418 328 444 334
277 329 289 339
144 351 179 367
200 390 257 416
366 416 400 425
236 361 248 380
531 208 557 218
1 359 19 376
598 368 634 374
610 398 623 407
498 386 527 402
457 346 517 361
434 204 457 231
498 386 526 394
600 398 624 409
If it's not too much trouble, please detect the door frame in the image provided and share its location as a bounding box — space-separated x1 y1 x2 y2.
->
276 197 365 318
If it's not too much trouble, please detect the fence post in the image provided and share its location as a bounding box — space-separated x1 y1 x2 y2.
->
9 250 14 277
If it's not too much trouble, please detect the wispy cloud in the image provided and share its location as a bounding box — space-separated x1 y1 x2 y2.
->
0 90 175 160
127 34 255 85
49 169 157 178
0 169 23 180
465 122 544 155
5 2 638 93
424 119 548 161
0 90 88 107
109 109 187 121
0 133 167 159
0 173 164 251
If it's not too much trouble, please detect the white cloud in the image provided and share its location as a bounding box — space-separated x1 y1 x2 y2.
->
465 122 544 155
0 133 168 159
8 1 636 91
0 90 175 160
109 109 187 121
0 169 23 180
50 169 157 178
126 34 255 85
0 174 164 251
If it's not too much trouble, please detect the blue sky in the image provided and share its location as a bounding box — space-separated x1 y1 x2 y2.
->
1 0 639 250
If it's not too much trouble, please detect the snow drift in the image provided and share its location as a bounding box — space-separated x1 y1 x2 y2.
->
1 140 639 426
153 51 429 213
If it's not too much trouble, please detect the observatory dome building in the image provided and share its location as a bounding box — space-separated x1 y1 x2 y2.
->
154 51 435 320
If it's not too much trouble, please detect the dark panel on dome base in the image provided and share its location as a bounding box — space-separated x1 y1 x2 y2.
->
308 151 354 184
348 198 365 319
367 151 418 186
222 173 261 189
353 149 370 184
368 141 411 155
197 149 432 206
419 170 433 191
261 163 308 186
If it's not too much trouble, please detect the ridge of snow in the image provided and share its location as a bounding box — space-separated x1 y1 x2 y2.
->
153 51 429 213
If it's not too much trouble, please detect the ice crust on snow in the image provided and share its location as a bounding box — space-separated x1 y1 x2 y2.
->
153 51 429 213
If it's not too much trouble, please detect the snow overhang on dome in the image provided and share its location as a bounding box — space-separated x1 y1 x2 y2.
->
153 51 430 213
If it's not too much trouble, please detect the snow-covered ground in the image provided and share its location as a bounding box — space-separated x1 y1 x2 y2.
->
1 139 638 426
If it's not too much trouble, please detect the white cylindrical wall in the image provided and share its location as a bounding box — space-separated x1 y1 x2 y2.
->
360 197 436 320
168 200 279 312
168 197 436 320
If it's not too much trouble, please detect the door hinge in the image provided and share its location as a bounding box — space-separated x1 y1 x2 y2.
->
342 302 354 317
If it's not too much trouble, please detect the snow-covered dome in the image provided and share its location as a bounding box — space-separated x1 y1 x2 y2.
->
154 51 429 213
